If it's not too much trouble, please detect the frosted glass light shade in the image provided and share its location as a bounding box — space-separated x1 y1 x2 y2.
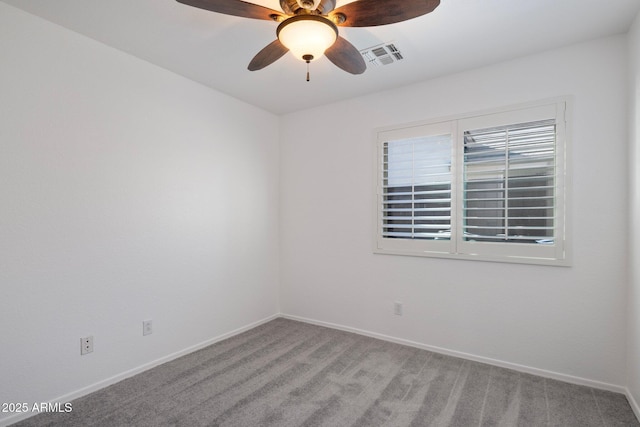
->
277 15 338 61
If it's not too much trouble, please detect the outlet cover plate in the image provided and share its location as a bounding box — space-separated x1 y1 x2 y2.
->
394 301 403 316
143 320 152 336
81 336 93 355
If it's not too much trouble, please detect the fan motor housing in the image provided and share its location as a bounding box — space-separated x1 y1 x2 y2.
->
279 0 336 15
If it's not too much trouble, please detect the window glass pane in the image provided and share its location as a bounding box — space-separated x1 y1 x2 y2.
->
383 134 452 240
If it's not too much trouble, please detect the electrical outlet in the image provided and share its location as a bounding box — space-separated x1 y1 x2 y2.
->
394 301 403 316
81 336 93 355
143 320 153 336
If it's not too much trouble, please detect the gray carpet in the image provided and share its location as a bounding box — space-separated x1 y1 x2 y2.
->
13 318 639 426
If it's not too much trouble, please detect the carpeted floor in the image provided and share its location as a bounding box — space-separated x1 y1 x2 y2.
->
13 318 640 426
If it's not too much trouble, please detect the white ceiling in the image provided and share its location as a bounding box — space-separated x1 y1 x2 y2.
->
3 0 640 114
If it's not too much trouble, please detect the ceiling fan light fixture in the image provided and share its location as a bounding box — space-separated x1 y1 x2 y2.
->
276 15 338 62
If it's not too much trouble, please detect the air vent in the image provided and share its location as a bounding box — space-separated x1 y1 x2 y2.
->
360 43 404 68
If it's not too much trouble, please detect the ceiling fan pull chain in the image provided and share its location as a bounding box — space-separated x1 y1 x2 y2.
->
303 54 313 82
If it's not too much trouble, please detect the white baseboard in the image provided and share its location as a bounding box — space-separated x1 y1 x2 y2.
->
0 314 279 427
280 313 628 395
627 388 640 423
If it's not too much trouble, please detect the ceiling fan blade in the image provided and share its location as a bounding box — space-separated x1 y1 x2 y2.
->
176 0 283 21
330 0 439 27
248 40 289 71
325 36 366 75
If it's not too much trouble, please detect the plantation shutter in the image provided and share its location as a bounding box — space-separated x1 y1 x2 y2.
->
462 119 556 244
375 100 567 264
382 133 452 240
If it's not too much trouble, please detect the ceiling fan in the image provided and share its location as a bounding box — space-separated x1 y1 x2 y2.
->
176 0 440 79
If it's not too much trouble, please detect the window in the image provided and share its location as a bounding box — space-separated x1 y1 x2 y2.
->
375 100 569 265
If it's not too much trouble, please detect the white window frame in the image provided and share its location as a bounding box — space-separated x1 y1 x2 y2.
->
374 98 571 266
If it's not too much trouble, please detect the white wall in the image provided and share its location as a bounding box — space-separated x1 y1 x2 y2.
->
628 10 640 415
0 3 280 424
281 35 630 388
